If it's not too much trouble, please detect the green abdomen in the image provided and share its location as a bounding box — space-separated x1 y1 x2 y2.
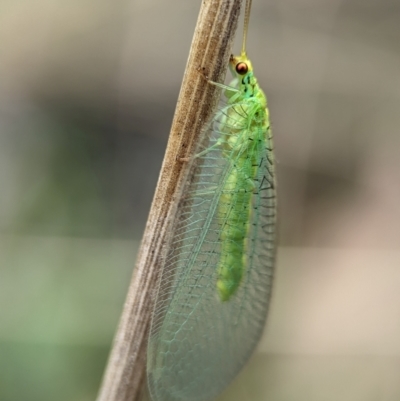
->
216 155 256 301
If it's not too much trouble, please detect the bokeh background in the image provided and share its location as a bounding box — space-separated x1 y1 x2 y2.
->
1 0 400 400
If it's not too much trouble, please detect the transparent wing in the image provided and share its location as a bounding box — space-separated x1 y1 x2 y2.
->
147 99 276 401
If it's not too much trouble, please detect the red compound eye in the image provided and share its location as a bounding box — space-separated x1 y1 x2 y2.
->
235 62 248 75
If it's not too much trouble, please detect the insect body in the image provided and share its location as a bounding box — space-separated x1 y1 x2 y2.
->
147 1 276 400
216 54 269 301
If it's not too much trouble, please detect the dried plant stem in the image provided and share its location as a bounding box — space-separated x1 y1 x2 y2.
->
96 1 243 400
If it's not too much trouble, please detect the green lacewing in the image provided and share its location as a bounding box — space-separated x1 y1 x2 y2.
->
147 0 276 400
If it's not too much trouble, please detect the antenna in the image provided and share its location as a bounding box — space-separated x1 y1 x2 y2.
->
241 0 252 56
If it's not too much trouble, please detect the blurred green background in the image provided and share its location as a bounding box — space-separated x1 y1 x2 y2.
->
1 0 400 400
